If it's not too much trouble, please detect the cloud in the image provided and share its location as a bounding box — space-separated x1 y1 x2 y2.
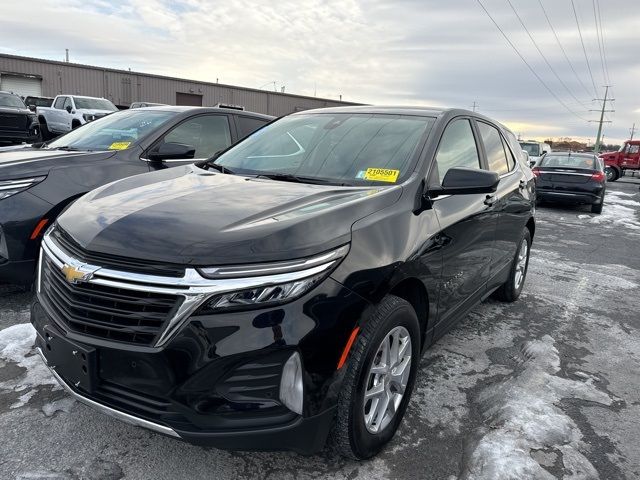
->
0 0 638 143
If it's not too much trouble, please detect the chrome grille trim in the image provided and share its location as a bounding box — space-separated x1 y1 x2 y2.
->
39 231 339 347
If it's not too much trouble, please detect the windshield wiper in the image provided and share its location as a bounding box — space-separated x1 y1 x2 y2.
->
257 173 352 186
53 146 84 151
204 163 235 175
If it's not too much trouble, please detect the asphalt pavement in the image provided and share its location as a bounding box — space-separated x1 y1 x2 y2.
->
1 178 638 480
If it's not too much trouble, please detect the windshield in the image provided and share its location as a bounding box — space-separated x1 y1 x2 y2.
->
47 109 176 151
214 113 434 185
540 154 596 169
0 93 27 109
73 97 118 111
520 143 540 156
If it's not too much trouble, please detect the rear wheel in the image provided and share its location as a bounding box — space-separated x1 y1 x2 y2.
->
494 229 531 302
329 295 420 459
591 192 604 214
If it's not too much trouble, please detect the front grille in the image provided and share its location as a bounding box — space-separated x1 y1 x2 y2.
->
0 113 28 130
51 229 185 277
40 253 182 346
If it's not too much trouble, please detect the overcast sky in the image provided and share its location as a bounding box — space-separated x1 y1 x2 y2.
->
2 0 638 144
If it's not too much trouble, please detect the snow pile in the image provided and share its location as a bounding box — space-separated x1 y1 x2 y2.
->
583 191 640 230
0 323 60 408
460 335 613 480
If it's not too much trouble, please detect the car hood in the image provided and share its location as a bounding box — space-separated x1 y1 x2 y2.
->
58 165 403 266
0 106 31 115
0 148 117 178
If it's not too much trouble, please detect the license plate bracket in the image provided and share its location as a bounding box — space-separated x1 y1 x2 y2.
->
43 326 97 393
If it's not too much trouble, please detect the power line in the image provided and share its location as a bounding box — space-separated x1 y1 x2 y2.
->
592 0 608 85
570 0 599 98
536 0 592 99
475 0 589 122
594 0 612 89
506 0 590 109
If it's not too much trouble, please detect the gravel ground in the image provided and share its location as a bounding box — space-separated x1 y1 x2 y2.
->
0 179 638 480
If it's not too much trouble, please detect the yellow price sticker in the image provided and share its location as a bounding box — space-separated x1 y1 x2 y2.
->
363 168 400 183
108 142 131 150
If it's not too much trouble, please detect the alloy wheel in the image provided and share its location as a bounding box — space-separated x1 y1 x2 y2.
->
514 238 529 290
362 326 412 434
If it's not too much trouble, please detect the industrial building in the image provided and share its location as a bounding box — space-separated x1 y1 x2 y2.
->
0 53 359 116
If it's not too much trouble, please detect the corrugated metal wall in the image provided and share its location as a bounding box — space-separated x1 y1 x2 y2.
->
0 53 360 115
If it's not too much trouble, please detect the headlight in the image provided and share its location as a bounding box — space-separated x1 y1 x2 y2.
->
196 244 349 313
0 176 46 201
83 113 95 122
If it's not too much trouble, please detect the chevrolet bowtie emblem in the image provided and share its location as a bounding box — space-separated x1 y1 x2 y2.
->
61 264 96 284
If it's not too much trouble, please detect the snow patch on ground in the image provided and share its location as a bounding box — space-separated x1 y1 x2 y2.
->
578 191 640 230
0 323 60 406
459 335 613 480
408 302 522 435
42 396 75 417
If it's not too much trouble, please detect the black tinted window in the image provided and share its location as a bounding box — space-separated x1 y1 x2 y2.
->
237 116 268 139
163 115 231 158
540 155 596 169
434 119 480 182
478 122 509 175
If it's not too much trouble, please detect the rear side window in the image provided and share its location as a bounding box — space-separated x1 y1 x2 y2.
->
477 122 510 175
237 116 268 139
434 119 481 183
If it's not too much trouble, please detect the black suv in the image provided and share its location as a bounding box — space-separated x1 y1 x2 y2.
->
0 91 41 145
0 106 272 284
32 106 535 458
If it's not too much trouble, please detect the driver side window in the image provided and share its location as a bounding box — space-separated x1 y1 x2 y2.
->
432 119 481 183
163 115 232 159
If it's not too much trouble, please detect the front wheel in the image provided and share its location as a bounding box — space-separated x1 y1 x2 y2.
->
605 166 618 182
329 295 420 459
494 229 531 302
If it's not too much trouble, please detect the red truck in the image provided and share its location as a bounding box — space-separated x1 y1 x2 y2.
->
600 140 640 181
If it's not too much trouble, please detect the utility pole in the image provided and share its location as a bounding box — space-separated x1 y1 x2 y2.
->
630 123 636 141
471 101 478 112
590 85 615 154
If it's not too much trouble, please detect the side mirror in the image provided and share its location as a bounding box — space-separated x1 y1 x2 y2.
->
148 142 196 162
529 160 536 168
28 104 36 112
541 150 548 155
65 105 72 113
430 167 500 196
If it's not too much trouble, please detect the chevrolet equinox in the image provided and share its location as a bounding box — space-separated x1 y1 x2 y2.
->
32 106 535 459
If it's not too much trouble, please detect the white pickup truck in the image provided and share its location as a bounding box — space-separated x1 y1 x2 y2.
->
36 95 118 139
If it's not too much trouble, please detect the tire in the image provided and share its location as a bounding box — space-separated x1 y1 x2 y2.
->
39 119 50 141
591 193 604 214
493 229 531 302
329 295 421 459
605 166 619 182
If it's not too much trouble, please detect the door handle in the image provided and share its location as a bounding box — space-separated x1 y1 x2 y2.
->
484 194 497 206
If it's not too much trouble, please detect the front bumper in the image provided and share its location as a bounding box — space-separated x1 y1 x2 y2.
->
31 265 368 453
0 191 53 284
36 344 335 453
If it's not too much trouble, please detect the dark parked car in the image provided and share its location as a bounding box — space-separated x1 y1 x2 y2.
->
31 106 535 458
0 91 41 145
23 95 55 109
0 106 272 285
533 152 606 213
